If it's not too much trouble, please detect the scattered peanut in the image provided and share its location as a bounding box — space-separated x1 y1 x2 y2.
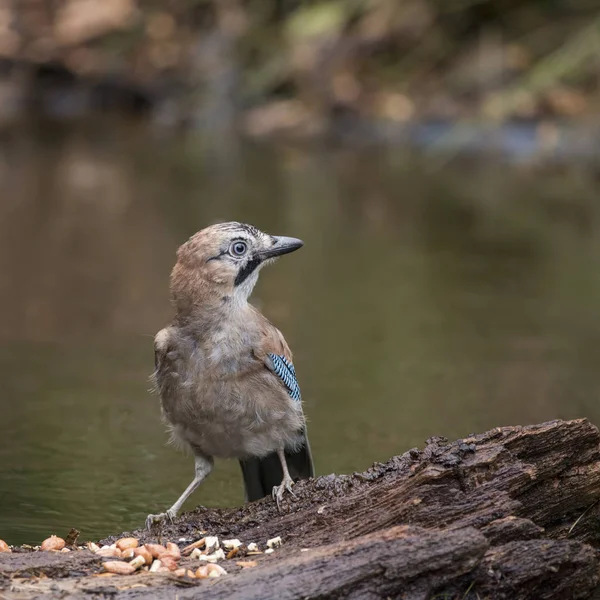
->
145 543 167 558
267 536 282 549
129 555 146 570
159 555 178 571
0 540 11 553
24 529 256 579
198 549 225 563
163 542 181 560
97 547 122 558
149 559 162 573
206 564 227 578
41 536 66 552
247 542 259 552
204 536 220 552
226 547 239 559
103 561 136 575
133 546 153 565
182 538 205 556
116 538 139 551
195 565 209 579
237 560 257 568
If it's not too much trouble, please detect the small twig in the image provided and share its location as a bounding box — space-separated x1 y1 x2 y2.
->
462 580 476 599
567 499 599 537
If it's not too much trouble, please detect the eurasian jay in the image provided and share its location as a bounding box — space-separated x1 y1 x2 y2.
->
146 222 313 528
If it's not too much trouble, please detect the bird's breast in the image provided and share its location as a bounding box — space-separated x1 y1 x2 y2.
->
156 324 304 458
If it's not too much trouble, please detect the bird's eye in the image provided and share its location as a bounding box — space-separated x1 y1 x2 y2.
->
229 241 248 257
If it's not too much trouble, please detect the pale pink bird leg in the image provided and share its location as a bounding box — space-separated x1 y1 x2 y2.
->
272 448 297 509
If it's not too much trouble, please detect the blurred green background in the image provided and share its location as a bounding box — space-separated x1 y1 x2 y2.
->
1 1 600 545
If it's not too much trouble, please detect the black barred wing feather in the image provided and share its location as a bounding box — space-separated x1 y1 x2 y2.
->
266 354 301 401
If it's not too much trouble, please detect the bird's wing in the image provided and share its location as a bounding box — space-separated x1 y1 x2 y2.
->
251 313 301 400
240 310 314 501
152 326 182 404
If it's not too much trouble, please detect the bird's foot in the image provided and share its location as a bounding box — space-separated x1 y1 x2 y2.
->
272 476 296 510
145 508 176 531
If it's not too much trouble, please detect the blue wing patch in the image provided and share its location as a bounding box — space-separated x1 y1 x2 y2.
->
267 354 302 401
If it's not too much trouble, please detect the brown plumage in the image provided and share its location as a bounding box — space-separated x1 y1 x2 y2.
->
146 222 313 529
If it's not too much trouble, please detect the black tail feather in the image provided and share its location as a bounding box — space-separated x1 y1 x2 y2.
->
239 435 314 502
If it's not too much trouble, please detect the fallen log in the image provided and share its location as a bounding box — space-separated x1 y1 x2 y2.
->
2 418 600 599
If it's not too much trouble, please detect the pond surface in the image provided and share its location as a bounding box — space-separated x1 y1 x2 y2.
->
2 120 600 544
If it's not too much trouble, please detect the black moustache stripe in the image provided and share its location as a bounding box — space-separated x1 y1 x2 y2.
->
234 257 261 287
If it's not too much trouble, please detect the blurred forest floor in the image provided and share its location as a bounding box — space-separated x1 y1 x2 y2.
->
1 0 600 146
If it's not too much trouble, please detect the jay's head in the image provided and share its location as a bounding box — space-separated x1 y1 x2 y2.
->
171 222 303 312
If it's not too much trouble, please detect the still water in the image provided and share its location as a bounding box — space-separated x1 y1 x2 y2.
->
1 120 600 544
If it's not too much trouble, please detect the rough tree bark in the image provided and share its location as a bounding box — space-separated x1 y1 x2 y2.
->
2 419 600 599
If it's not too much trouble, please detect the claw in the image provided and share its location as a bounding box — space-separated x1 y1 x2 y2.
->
272 477 296 510
145 509 176 530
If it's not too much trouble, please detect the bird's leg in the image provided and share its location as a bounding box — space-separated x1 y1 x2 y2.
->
272 448 296 509
146 453 213 530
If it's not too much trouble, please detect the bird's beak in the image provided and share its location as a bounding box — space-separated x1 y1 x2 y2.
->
260 236 304 259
